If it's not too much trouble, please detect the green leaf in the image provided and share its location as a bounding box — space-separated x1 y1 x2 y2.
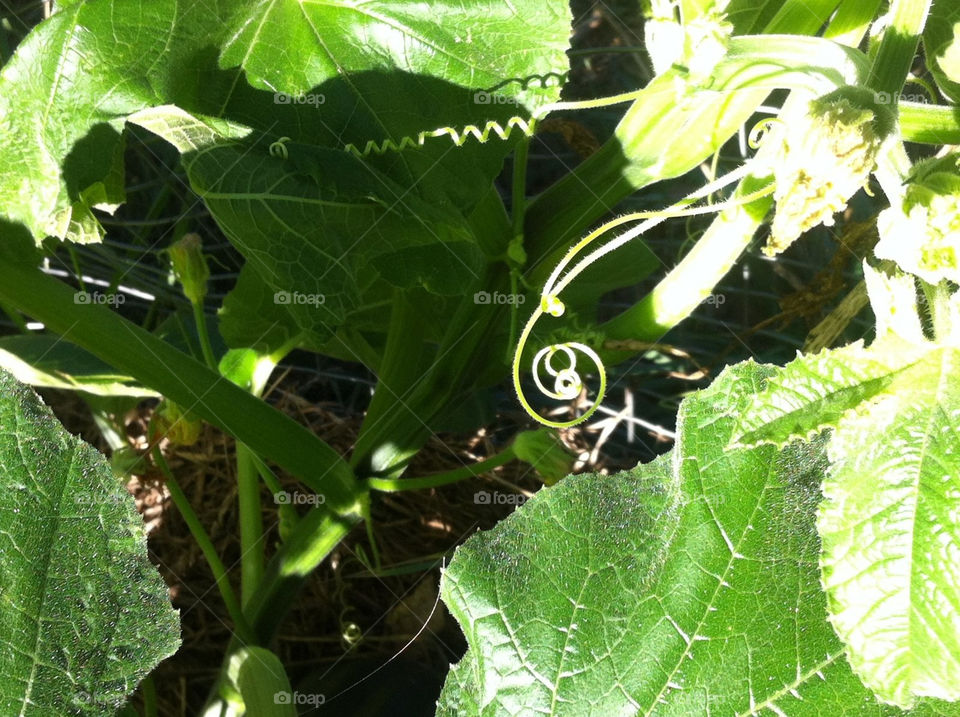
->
438 361 954 714
0 334 158 397
0 0 231 245
217 264 302 356
730 336 928 448
730 295 960 705
222 646 296 717
511 428 576 486
181 140 483 345
0 369 179 714
221 0 568 109
818 346 960 707
923 2 960 103
0 0 570 252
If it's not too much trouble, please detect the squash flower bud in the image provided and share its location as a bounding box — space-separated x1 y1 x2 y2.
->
765 87 894 256
875 154 960 285
169 233 210 305
150 400 203 447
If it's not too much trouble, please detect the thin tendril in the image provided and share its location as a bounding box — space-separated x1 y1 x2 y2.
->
335 82 789 160
748 118 783 149
512 163 775 428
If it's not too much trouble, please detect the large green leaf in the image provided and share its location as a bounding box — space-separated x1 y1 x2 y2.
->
182 140 484 345
0 369 179 714
0 0 570 359
437 361 959 714
0 0 570 249
729 270 960 706
221 0 568 108
730 336 928 449
819 346 960 707
0 0 233 245
218 0 569 206
733 339 960 707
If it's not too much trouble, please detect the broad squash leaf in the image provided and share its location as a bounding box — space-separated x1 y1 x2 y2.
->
730 267 960 707
0 370 179 714
438 362 959 714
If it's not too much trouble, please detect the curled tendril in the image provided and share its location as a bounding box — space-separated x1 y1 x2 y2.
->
486 71 569 94
269 136 291 159
513 164 775 427
341 87 650 159
532 343 606 403
343 117 539 158
271 85 779 165
513 299 608 429
747 118 783 149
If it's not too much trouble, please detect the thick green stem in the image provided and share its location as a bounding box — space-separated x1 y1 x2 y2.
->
350 260 515 477
233 359 278 609
0 261 361 514
512 137 530 241
235 443 263 608
601 181 773 345
523 34 861 269
866 0 931 96
245 508 360 640
204 507 359 713
507 136 532 359
899 103 960 144
141 677 158 717
350 292 428 475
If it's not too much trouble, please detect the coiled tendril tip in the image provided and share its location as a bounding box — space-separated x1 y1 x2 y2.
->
541 295 565 317
269 136 291 159
747 118 782 150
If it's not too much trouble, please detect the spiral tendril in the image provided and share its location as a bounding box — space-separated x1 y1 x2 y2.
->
269 136 291 159
747 118 783 149
343 117 539 158
339 88 652 159
512 163 776 427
